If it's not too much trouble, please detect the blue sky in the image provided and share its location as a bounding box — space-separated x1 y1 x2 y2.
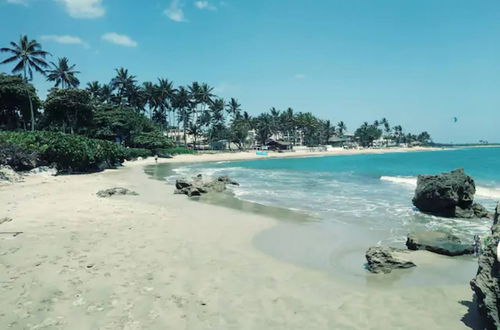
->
1 0 499 143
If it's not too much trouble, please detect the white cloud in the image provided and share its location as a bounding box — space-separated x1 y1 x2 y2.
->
194 1 216 10
41 34 89 48
6 0 30 6
294 74 306 79
101 32 138 47
56 0 105 18
164 0 186 22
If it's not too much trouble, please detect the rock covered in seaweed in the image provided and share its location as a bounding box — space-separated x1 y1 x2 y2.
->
365 246 416 274
470 203 500 329
96 187 139 198
412 168 488 218
406 231 474 256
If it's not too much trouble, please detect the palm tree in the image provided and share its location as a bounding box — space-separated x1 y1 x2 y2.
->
1 35 50 130
110 67 137 106
337 121 347 136
226 97 241 121
142 81 157 119
46 57 80 88
156 78 175 133
173 86 191 146
99 84 113 104
86 81 101 99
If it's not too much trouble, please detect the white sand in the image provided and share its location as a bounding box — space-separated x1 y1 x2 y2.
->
157 146 439 164
0 150 478 329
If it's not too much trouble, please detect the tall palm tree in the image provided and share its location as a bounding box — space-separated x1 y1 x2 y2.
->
142 82 157 119
173 86 191 146
1 35 50 130
156 78 175 133
110 67 137 106
226 98 241 121
337 121 347 136
46 57 80 88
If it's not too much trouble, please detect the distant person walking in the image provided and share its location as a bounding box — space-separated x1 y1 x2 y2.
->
154 154 158 163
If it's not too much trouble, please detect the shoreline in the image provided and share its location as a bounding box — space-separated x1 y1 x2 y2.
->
152 146 441 165
0 150 482 329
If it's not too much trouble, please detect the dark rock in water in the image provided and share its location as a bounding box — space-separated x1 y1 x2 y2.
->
96 187 138 198
406 231 474 256
175 178 192 190
455 206 476 219
217 175 239 186
412 168 477 217
470 215 500 329
365 246 416 274
472 203 491 219
174 175 238 197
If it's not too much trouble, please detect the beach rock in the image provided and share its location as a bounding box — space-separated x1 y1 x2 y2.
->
0 143 40 171
470 216 500 329
0 165 23 183
472 203 491 219
174 175 238 196
365 246 416 274
406 231 474 256
217 175 239 186
96 187 139 198
412 168 477 217
175 178 192 190
178 186 202 197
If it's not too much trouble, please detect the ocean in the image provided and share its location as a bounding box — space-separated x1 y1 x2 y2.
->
169 147 500 245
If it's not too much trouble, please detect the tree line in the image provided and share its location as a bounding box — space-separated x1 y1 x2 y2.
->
1 35 432 150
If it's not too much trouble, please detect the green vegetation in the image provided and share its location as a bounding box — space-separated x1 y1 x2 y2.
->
0 34 434 173
0 131 127 172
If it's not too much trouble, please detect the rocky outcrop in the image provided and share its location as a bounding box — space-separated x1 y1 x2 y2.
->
470 207 500 329
96 187 139 198
174 174 239 197
412 168 489 218
406 231 474 256
365 246 416 274
0 144 40 171
0 165 23 183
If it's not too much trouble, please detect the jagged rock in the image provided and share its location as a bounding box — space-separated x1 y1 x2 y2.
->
365 246 416 274
406 231 474 256
494 202 499 225
0 144 40 171
217 175 240 186
96 187 138 198
412 168 481 218
175 178 192 190
174 175 238 197
0 165 23 183
470 216 500 329
473 203 491 219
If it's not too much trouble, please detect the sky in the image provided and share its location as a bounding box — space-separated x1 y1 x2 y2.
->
1 0 500 143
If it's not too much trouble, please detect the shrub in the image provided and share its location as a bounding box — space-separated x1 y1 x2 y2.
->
155 146 197 156
0 130 127 172
125 148 152 160
130 131 174 150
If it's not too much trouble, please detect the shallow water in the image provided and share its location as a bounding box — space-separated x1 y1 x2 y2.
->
146 147 500 286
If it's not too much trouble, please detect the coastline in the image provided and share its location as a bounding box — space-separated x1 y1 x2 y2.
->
154 146 441 164
0 150 482 329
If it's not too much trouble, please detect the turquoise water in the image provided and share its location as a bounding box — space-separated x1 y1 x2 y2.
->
170 148 500 244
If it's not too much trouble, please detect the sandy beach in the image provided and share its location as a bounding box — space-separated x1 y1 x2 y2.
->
0 148 481 329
